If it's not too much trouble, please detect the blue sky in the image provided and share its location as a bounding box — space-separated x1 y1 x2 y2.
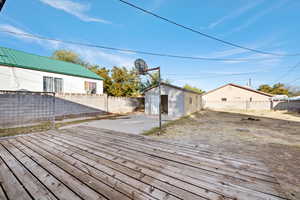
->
1 0 300 91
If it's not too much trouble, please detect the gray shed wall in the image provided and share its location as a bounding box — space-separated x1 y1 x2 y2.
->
145 85 202 117
145 85 185 117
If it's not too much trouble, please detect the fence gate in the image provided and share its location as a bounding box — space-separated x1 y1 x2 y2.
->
0 90 55 129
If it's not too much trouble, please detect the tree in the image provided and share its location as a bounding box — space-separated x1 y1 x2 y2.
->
258 84 273 94
183 84 205 94
108 67 141 97
258 83 289 95
52 49 89 67
140 72 171 91
272 83 289 95
90 66 112 94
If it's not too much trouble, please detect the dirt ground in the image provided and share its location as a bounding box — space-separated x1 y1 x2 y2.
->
150 110 300 200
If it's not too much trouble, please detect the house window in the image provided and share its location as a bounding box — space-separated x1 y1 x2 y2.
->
189 97 193 104
54 78 63 93
43 76 53 92
221 98 227 102
43 76 63 93
250 97 253 102
84 81 97 94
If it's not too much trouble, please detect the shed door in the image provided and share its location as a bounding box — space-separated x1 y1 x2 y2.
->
161 95 168 114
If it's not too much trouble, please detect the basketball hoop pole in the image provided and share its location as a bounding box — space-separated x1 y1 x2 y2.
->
134 59 162 135
158 67 162 135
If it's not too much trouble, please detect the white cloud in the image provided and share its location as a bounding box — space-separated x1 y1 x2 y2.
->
0 24 60 48
69 46 134 67
208 1 264 29
39 0 110 24
231 0 288 33
0 24 134 67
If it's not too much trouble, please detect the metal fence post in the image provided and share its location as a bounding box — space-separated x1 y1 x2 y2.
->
52 92 56 129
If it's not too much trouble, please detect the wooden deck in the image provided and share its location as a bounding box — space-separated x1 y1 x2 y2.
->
0 126 289 200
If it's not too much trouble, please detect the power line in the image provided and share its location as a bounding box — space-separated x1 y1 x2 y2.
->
117 0 300 57
167 72 257 80
0 30 283 62
272 61 300 84
165 71 259 77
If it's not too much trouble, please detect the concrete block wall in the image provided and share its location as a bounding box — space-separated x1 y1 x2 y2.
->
0 92 143 128
56 93 143 114
273 101 300 112
0 93 55 127
107 96 143 113
202 100 272 111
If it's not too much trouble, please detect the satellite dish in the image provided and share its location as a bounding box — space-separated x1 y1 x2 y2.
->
134 59 148 75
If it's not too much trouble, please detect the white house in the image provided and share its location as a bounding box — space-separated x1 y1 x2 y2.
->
144 83 203 117
202 83 273 110
0 46 103 94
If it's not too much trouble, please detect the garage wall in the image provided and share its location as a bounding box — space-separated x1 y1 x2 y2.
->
145 85 185 117
202 84 272 110
184 92 202 115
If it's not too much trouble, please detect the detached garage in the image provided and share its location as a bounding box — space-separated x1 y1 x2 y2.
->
144 83 202 117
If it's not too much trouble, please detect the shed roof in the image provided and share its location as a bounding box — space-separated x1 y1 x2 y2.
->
0 46 103 80
144 82 203 95
203 83 274 97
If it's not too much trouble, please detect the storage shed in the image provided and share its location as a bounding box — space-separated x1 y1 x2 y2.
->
144 83 203 117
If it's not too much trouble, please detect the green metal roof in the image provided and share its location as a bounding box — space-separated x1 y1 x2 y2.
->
0 46 103 80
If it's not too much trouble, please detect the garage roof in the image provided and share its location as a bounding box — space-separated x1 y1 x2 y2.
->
144 82 203 95
0 46 103 80
203 83 274 97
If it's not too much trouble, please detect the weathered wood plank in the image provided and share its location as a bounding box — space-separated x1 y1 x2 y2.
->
0 183 8 200
75 127 272 177
0 145 32 200
0 143 57 200
32 134 180 200
9 139 107 200
61 128 277 184
29 134 208 200
25 135 162 200
93 128 271 174
42 132 287 200
80 126 264 166
17 136 135 200
52 130 286 199
2 140 82 200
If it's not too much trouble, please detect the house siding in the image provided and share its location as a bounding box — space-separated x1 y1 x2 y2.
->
202 84 271 110
0 65 103 94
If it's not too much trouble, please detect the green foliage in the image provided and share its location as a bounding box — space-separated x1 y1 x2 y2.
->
140 72 171 91
183 84 205 94
52 49 89 68
258 84 273 94
258 83 290 95
91 66 141 97
108 67 140 97
90 66 112 94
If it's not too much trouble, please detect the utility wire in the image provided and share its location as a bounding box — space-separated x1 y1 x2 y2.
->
117 0 300 57
165 71 259 77
167 72 258 80
272 61 300 84
0 30 282 62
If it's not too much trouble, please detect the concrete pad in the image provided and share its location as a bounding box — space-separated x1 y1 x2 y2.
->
62 113 178 135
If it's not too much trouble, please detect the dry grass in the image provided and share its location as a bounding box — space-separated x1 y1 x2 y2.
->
147 110 300 200
214 109 300 122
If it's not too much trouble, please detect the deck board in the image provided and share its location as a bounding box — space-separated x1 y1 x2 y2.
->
0 126 289 200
